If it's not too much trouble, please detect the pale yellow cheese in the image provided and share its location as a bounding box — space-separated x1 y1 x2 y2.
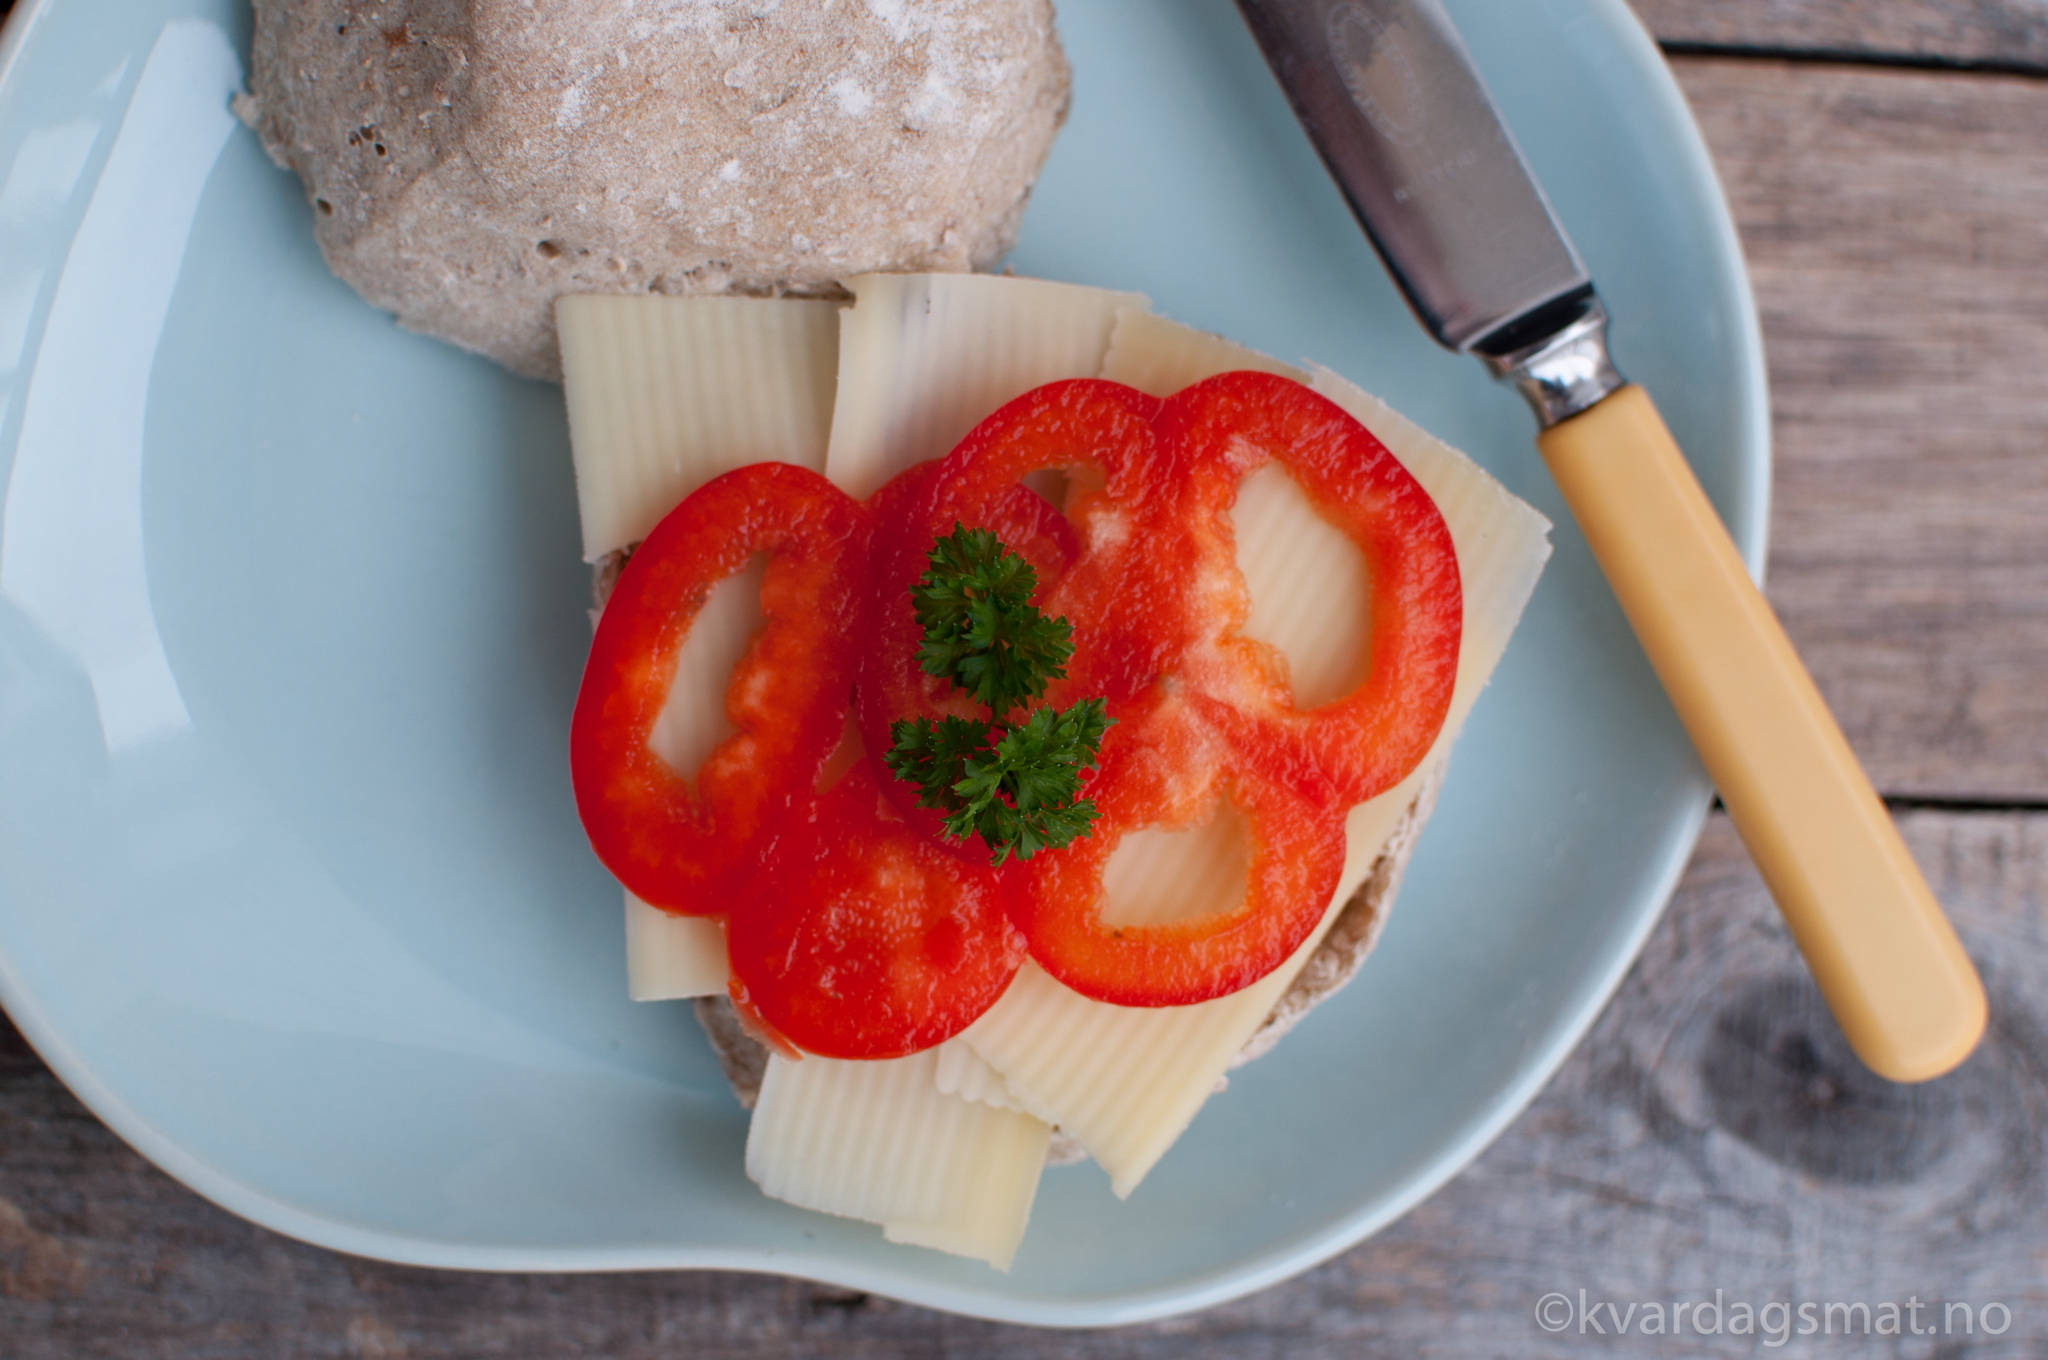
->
566 288 1553 1259
1099 306 1306 395
743 277 1173 1264
558 293 839 561
823 273 1148 500
933 1038 1056 1121
747 1050 1052 1270
958 318 1553 1197
623 894 728 1000
1232 462 1372 710
1097 800 1251 929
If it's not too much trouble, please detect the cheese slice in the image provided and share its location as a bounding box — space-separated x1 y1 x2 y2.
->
958 317 1553 1196
1233 462 1373 709
933 1037 1057 1121
747 1050 1052 1270
823 273 1148 499
743 279 1167 1264
558 293 839 561
1100 306 1307 395
624 896 728 1001
1098 800 1252 929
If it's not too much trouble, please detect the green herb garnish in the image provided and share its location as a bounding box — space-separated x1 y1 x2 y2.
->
883 524 1114 865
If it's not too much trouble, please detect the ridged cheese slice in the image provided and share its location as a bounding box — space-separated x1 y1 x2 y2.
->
747 1050 1052 1270
1234 462 1372 709
823 273 1148 499
1098 801 1252 929
558 293 839 561
959 316 1553 1197
566 288 1552 1260
744 278 1171 1263
1099 306 1306 395
933 1038 1056 1121
624 897 728 1001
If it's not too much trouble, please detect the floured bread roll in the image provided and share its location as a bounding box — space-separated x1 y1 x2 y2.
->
239 0 1070 379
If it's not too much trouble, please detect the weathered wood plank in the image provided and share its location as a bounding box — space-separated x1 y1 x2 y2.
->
4 811 2042 1355
1325 809 2048 1356
1674 57 2048 800
1630 0 2048 73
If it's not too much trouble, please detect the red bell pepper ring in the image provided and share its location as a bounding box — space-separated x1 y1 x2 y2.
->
1164 371 1464 809
859 372 1461 1006
725 759 1027 1059
1002 728 1351 1007
569 462 864 914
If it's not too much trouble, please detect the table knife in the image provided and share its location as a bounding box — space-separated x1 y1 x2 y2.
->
1233 0 1985 1082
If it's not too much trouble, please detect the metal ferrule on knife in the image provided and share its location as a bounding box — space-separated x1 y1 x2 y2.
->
1233 0 1625 427
1475 294 1627 429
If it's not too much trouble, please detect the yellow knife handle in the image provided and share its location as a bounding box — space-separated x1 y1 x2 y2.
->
1539 384 1985 1082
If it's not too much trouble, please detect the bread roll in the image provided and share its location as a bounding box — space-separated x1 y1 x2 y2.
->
240 0 1070 379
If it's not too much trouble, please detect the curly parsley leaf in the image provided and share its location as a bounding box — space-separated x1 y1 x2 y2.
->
882 714 993 811
885 525 1116 866
886 699 1113 866
910 523 1075 715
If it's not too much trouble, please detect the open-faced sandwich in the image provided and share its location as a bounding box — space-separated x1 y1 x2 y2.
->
558 275 1551 1268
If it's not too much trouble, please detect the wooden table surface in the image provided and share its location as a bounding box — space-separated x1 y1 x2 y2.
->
5 1 2047 1355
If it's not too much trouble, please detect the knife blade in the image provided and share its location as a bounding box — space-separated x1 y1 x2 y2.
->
1235 0 1986 1083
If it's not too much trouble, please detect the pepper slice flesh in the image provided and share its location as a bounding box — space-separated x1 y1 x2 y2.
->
725 760 1026 1059
570 462 864 914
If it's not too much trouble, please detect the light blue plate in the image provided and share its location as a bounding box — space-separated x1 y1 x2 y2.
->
0 0 1764 1326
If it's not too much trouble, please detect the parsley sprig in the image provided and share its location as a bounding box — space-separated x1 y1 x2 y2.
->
883 524 1114 865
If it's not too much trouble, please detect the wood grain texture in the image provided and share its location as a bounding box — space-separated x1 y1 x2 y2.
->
1677 58 2048 800
1629 0 2048 73
4 812 2043 1356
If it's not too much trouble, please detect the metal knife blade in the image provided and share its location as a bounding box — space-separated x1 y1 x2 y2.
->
1234 0 1623 426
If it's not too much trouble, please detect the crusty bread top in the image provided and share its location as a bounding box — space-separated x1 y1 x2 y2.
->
241 0 1070 379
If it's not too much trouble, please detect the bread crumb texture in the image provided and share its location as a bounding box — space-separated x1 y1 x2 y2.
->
243 0 1071 379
